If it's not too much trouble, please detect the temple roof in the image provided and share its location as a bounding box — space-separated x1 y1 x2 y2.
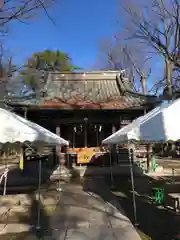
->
6 71 159 110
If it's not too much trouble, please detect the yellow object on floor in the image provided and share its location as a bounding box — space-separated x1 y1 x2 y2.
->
19 150 24 170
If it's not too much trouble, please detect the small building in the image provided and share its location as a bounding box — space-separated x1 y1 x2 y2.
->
6 71 160 164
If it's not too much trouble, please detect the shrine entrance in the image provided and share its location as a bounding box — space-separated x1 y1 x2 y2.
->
70 123 106 148
60 123 112 165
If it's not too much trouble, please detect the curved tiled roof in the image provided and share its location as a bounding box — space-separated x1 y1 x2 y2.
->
6 71 159 109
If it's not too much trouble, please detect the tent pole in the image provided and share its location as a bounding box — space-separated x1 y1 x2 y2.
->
109 150 114 188
128 144 138 226
57 151 62 192
36 158 42 230
3 169 7 196
3 157 8 196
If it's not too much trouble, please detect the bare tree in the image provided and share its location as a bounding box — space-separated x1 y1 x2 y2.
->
96 37 152 93
0 0 55 34
118 0 180 97
0 44 15 106
0 0 56 104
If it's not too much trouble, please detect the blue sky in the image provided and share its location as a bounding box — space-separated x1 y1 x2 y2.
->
6 0 118 69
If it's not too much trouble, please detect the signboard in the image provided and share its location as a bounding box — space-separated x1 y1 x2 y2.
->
70 147 101 164
152 187 164 204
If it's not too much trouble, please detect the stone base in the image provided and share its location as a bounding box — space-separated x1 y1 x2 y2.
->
155 166 164 173
50 166 72 181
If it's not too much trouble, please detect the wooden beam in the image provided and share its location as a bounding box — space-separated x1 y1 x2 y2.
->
36 118 126 124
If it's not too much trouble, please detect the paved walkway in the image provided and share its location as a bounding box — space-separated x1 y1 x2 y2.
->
0 178 141 239
51 180 141 240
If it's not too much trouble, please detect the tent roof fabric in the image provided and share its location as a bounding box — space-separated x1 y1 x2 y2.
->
102 99 180 144
0 108 69 146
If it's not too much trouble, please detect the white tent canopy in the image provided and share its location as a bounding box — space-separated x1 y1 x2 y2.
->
102 99 180 144
0 108 69 146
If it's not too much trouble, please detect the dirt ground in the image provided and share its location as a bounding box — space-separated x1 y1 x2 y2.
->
104 173 180 240
157 158 180 169
0 183 62 239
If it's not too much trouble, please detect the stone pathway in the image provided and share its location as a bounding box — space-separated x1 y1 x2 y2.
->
51 182 141 240
0 190 58 237
0 180 141 239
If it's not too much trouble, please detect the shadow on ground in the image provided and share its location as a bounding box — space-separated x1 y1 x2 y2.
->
0 160 58 239
2 153 180 239
0 161 112 240
82 154 180 240
0 188 55 239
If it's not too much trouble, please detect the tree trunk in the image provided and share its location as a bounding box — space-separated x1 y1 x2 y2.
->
140 73 147 94
0 79 7 108
165 58 174 100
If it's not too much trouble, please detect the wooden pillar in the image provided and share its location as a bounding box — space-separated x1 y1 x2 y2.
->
72 126 76 148
99 124 103 147
147 144 153 172
56 126 61 165
84 118 88 147
112 124 116 134
119 115 122 129
24 108 27 119
112 124 116 165
56 126 61 136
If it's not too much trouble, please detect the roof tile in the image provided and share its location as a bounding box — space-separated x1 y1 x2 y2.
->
7 71 158 109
